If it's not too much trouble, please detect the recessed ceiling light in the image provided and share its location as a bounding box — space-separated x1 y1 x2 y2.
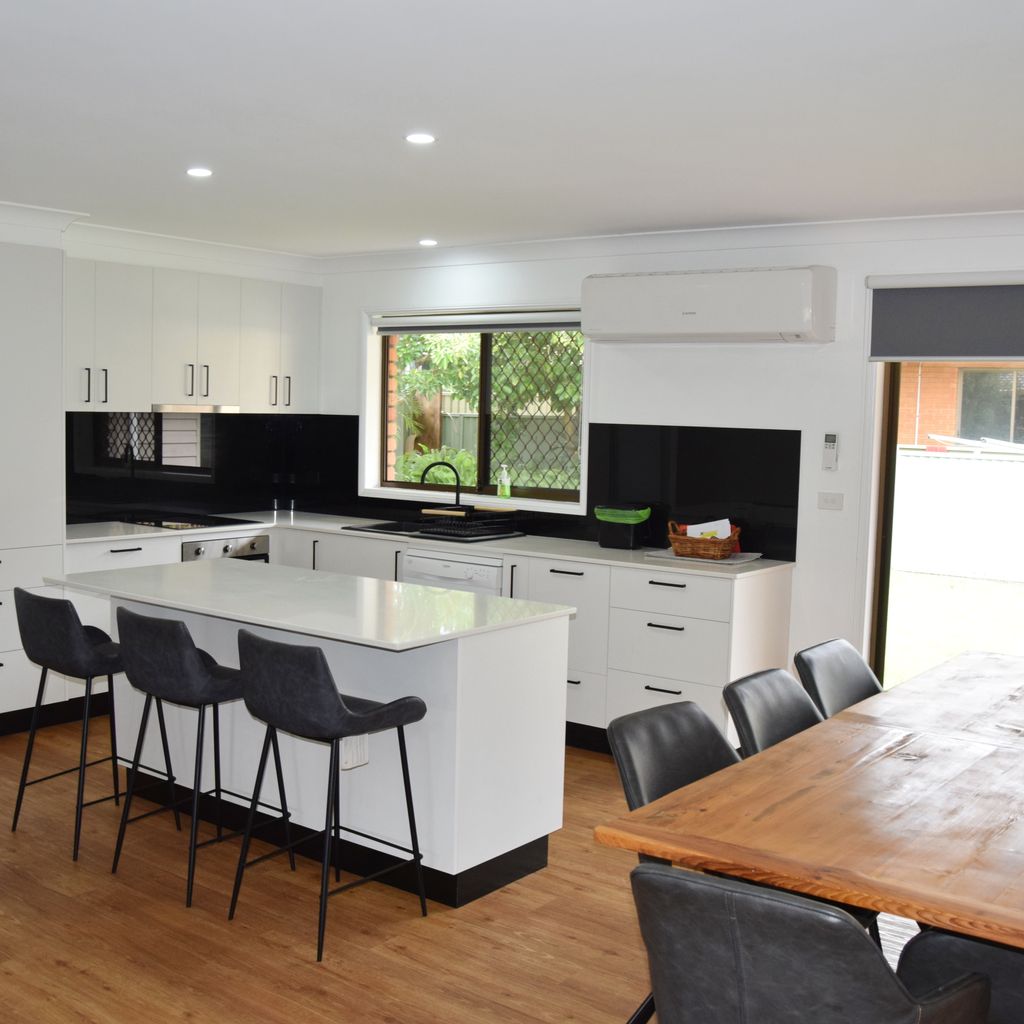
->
186 167 213 178
405 133 435 145
419 238 438 247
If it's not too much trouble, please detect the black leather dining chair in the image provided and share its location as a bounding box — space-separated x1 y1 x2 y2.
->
12 588 124 860
795 637 883 718
631 863 990 1024
607 700 741 1024
899 929 1024 1024
723 667 823 758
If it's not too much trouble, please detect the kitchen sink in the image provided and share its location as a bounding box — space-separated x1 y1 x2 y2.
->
343 521 425 535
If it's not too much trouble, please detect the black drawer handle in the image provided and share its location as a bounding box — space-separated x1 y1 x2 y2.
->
109 547 143 553
647 622 685 632
649 580 687 589
550 568 584 576
645 684 682 696
567 679 581 686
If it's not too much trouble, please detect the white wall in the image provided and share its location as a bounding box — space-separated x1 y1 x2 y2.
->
316 212 1024 659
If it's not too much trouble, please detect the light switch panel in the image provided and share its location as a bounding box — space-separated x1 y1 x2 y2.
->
818 491 844 511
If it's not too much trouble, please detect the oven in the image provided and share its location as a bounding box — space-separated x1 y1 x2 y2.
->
181 534 270 563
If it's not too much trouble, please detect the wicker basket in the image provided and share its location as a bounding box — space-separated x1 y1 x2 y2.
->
667 521 741 560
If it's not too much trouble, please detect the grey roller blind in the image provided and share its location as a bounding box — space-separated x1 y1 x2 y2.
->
371 310 580 334
870 285 1024 361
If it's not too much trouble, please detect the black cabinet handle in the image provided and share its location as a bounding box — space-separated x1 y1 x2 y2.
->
271 375 278 406
647 622 685 632
550 568 584 576
187 363 195 397
649 579 687 589
312 539 319 570
85 367 92 403
567 679 581 686
102 368 109 403
202 364 210 397
284 376 292 407
508 563 516 598
109 547 143 553
644 684 682 696
394 549 401 581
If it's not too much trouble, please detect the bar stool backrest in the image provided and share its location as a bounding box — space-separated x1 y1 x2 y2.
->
237 629 352 741
15 587 96 678
116 606 213 704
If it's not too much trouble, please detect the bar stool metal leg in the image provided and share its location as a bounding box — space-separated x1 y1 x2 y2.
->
155 698 181 832
11 667 47 833
332 762 341 882
107 674 120 807
112 693 153 873
228 726 272 920
212 703 223 841
317 739 340 962
397 726 428 917
269 728 296 871
185 703 207 908
72 677 94 861
625 993 655 1024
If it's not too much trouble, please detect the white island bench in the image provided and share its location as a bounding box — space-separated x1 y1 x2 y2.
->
50 559 573 904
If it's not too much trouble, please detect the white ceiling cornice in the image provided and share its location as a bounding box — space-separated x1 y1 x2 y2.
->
0 201 87 248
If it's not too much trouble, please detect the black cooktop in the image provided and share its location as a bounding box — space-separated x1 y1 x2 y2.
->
69 510 261 531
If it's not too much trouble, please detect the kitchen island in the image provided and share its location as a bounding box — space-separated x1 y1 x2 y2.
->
51 559 573 904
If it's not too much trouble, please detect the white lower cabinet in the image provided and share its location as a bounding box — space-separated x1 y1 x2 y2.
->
607 610 730 685
605 669 724 727
565 670 607 729
0 649 63 714
275 530 405 581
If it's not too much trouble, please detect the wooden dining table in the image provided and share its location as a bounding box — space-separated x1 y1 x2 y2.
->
594 651 1024 947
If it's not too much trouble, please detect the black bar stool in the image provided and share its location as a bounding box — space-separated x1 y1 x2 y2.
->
12 588 126 860
112 607 295 907
230 629 428 962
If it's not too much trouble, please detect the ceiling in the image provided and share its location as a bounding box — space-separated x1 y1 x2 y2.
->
2 0 1023 257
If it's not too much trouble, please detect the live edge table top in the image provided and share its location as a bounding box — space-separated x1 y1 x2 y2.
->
594 652 1024 948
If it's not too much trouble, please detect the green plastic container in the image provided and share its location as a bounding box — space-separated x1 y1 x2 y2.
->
594 505 651 549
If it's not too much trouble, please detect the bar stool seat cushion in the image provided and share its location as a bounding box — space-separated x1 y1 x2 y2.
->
15 588 124 679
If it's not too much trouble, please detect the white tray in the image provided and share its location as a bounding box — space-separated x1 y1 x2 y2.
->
643 549 763 565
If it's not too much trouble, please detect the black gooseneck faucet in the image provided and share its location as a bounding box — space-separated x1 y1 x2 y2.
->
419 460 461 507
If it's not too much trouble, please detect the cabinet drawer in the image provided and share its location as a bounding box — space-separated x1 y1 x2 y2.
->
65 538 181 575
527 558 610 676
565 671 606 729
608 608 729 684
0 546 62 591
0 648 66 713
606 669 727 732
610 567 732 622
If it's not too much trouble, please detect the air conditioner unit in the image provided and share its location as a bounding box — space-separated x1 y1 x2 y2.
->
581 266 837 343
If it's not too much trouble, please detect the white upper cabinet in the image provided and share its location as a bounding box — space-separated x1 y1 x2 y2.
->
280 283 320 413
65 258 153 412
152 270 240 407
238 279 320 413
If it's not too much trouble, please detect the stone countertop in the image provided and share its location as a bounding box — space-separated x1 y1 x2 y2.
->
49 559 574 652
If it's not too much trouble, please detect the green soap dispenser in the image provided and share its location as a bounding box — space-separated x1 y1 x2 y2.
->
497 464 512 498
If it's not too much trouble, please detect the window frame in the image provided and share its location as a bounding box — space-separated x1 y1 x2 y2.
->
360 315 590 517
958 366 1023 442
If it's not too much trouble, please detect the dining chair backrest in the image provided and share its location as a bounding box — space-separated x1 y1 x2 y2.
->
631 863 989 1024
607 701 740 812
723 668 823 758
794 638 883 718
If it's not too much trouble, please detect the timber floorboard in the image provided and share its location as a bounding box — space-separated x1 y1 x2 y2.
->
0 718 650 1023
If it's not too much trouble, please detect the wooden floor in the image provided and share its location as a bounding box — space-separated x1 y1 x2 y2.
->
0 719 650 1023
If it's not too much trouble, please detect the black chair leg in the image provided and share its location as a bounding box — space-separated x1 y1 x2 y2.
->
868 915 882 947
269 728 296 871
112 694 153 874
332 760 341 882
185 704 206 908
212 703 223 841
317 739 340 962
155 698 181 831
228 726 272 921
626 993 655 1024
397 726 428 917
107 674 120 806
11 667 47 833
72 677 94 861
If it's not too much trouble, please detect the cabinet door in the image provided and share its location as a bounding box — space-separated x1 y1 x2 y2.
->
239 279 282 413
272 528 318 569
152 269 199 406
197 275 241 406
64 258 95 411
315 534 404 581
280 283 320 413
94 262 153 412
526 558 610 676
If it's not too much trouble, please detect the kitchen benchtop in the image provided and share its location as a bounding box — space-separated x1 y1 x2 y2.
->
66 509 794 580
50 559 574 652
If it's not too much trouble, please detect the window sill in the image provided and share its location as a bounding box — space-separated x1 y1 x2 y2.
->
359 484 586 517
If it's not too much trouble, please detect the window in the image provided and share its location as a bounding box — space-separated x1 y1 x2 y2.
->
380 326 584 501
960 369 1024 442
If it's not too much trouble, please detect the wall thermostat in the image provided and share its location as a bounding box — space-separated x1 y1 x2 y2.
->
822 433 838 470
